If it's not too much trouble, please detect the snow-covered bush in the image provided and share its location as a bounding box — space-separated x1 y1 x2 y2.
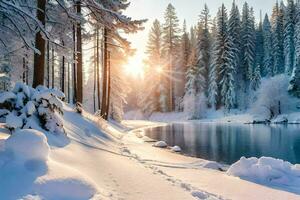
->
183 93 207 120
0 82 65 134
251 75 298 120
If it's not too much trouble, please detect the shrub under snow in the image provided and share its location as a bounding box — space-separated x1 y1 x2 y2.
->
0 82 65 134
5 129 50 162
251 75 298 120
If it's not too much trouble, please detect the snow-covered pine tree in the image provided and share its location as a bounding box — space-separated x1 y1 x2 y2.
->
175 20 190 111
262 14 274 77
212 4 236 109
251 64 261 91
254 12 264 78
141 19 164 115
240 2 256 109
220 35 236 111
162 3 181 111
272 1 285 74
228 1 241 107
208 18 218 109
289 0 300 97
197 4 211 97
284 0 296 75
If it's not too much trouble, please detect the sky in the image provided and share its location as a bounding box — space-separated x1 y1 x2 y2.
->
123 0 278 70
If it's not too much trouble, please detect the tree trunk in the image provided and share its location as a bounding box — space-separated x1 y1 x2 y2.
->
61 40 65 93
68 63 71 103
73 24 77 103
93 28 97 112
106 51 111 119
96 27 101 110
23 57 26 83
47 41 50 87
101 28 108 119
76 0 83 103
33 0 46 88
51 45 54 88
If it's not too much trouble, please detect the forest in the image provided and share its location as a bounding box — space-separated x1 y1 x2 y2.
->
133 0 300 121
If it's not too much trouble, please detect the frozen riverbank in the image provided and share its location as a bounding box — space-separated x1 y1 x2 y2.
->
0 105 299 199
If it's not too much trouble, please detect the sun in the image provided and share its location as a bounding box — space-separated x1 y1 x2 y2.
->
124 57 144 79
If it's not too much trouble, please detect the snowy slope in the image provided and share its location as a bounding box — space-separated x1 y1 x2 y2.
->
1 105 300 200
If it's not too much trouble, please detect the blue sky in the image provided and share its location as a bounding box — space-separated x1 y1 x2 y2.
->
124 0 278 69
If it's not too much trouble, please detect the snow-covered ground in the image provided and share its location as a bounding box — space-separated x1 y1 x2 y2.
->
1 105 300 199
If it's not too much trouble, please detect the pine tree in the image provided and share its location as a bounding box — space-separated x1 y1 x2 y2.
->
228 1 241 107
162 3 181 111
284 0 296 75
240 2 256 108
175 20 190 111
208 18 218 108
142 19 164 114
255 12 264 77
289 0 300 97
262 14 274 77
197 4 211 96
212 4 236 109
241 3 256 85
272 1 285 74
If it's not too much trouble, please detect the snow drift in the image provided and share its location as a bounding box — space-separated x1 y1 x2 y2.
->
227 157 300 193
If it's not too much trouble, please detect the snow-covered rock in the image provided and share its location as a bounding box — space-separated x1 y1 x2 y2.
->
153 141 168 148
227 157 300 187
5 129 49 162
171 145 182 152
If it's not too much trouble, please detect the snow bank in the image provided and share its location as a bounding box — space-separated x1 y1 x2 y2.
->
227 157 300 189
5 129 49 162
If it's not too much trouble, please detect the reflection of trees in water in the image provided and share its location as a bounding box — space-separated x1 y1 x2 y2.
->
144 123 300 164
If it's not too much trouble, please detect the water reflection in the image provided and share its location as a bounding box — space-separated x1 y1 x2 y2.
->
144 123 300 165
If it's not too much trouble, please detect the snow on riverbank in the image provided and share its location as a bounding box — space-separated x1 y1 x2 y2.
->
227 157 300 194
1 104 300 199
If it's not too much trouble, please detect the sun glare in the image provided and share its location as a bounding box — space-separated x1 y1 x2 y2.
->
124 58 144 79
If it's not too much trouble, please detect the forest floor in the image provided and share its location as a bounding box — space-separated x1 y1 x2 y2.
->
0 106 300 199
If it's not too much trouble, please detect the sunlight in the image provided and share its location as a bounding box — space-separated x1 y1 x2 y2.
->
124 57 144 79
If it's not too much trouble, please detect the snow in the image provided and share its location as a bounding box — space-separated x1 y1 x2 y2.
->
0 91 16 103
227 157 300 193
0 103 300 199
6 112 23 129
171 145 182 152
153 141 168 148
25 101 36 115
4 129 49 162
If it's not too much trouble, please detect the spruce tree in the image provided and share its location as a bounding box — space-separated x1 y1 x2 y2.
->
262 14 274 77
272 1 285 74
240 2 256 108
284 0 296 75
142 19 164 114
212 4 236 109
197 4 211 96
208 18 218 108
162 3 181 111
255 12 264 77
289 0 300 97
228 1 241 107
